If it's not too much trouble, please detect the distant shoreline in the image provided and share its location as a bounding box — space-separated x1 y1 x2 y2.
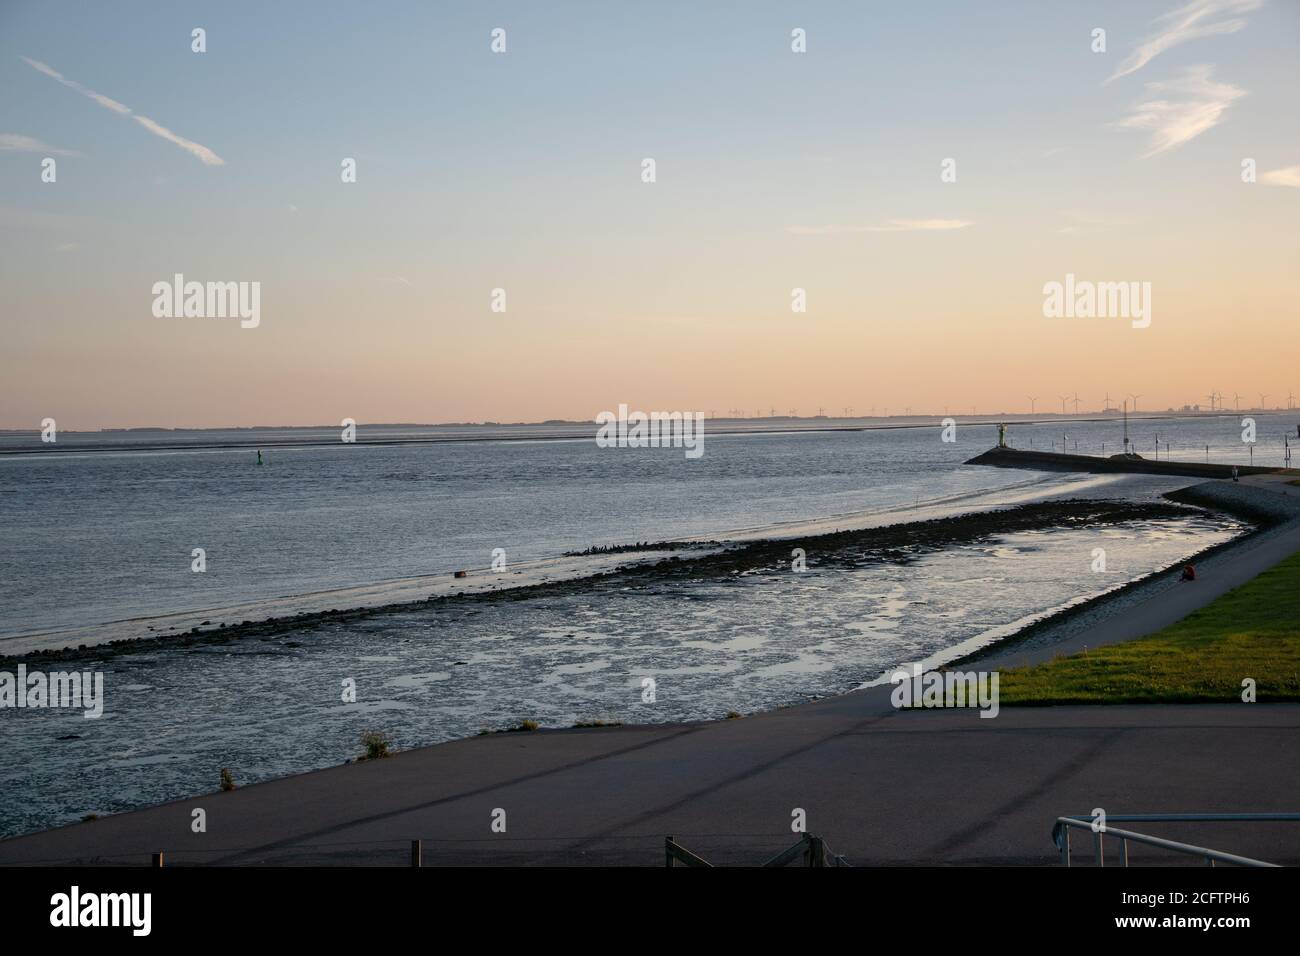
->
0 412 1231 457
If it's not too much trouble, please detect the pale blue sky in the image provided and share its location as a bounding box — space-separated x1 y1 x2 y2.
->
2 1 1297 427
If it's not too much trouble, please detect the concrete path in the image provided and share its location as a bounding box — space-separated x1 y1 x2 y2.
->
4 477 1298 867
2 701 1297 866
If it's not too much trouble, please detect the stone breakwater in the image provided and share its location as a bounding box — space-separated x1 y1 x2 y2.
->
966 446 1280 480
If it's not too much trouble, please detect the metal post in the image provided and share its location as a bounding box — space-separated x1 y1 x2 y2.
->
1120 839 1129 867
151 852 164 868
410 839 422 867
807 835 825 867
1094 830 1104 867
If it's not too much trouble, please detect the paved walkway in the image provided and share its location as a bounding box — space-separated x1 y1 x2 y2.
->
2 701 1297 866
4 477 1298 866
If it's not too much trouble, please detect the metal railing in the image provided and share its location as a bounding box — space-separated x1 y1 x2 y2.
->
1052 813 1300 867
665 832 850 867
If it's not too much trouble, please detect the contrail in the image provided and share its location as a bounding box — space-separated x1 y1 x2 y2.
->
21 56 224 166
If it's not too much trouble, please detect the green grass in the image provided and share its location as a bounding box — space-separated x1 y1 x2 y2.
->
998 551 1300 705
358 730 393 759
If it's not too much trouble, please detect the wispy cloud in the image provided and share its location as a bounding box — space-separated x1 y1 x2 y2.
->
22 57 131 113
376 275 414 287
21 56 224 166
1115 65 1244 156
1108 0 1263 82
787 219 973 236
131 115 224 166
0 133 79 156
1056 209 1138 235
1260 164 1300 187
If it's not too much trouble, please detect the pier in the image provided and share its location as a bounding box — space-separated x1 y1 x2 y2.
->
966 446 1284 480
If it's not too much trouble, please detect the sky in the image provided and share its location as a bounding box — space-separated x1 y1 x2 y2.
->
1 0 1298 429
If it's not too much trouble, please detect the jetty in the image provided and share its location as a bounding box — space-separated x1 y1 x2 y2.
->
965 446 1283 480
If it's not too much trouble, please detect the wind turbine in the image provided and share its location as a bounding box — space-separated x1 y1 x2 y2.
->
1128 393 1142 414
1259 393 1269 411
1058 395 1069 415
1205 392 1217 412
1233 392 1242 412
1289 392 1296 410
1028 396 1039 414
1072 393 1082 415
1102 392 1113 413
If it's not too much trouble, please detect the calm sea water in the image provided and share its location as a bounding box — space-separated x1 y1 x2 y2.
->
0 414 1289 640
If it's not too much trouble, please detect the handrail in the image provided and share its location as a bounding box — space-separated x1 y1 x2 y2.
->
1059 812 1300 825
1052 814 1297 867
666 832 850 867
